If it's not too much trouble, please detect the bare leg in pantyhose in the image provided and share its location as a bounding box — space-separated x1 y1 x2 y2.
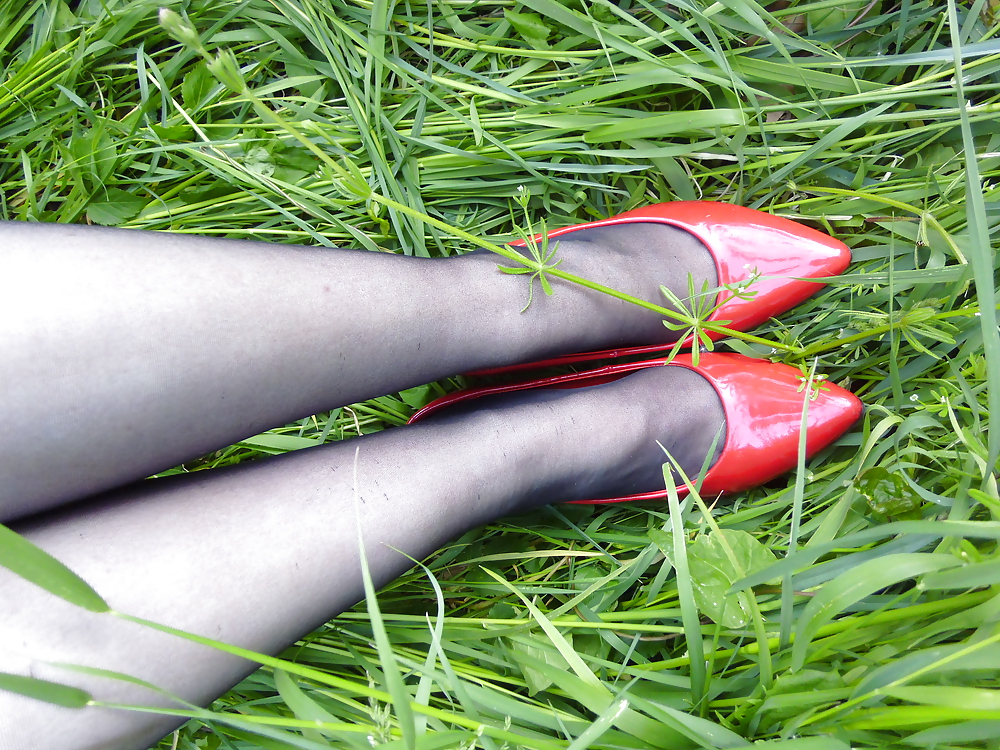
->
0 222 724 749
0 221 713 521
0 366 723 750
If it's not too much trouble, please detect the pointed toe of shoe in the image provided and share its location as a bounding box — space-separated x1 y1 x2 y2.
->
653 202 851 334
690 353 863 497
479 202 851 376
411 352 863 503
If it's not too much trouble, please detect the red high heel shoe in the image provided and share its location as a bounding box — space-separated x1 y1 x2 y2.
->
475 202 850 376
409 353 863 503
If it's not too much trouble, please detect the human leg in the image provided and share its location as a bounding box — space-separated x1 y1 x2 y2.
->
0 220 713 521
0 364 723 750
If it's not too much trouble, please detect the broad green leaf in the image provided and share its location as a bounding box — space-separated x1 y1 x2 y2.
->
398 385 434 410
504 10 552 50
647 527 673 559
516 0 662 62
0 524 108 612
856 467 922 518
273 145 319 173
85 187 146 226
90 128 117 183
52 0 77 41
0 673 90 708
68 127 116 190
688 529 777 627
149 123 193 141
243 145 276 178
181 62 214 109
806 0 872 30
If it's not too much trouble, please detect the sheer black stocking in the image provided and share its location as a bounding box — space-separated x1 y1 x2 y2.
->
0 364 723 750
0 218 723 750
0 221 713 521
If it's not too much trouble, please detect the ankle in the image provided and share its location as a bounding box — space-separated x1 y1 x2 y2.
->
451 221 720 367
450 365 725 507
539 366 725 502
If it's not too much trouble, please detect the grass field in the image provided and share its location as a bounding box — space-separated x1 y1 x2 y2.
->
2 0 1000 748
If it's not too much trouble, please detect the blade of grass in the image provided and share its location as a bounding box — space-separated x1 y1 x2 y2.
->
947 0 1000 484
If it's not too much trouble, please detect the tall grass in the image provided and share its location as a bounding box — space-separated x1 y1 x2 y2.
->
1 0 999 747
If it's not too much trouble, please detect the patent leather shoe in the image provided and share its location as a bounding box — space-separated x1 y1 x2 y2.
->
409 352 863 503
477 202 850 376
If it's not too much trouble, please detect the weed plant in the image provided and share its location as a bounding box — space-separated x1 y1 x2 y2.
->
1 0 1000 748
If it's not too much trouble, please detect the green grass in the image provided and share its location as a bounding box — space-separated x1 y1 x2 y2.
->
2 0 1000 747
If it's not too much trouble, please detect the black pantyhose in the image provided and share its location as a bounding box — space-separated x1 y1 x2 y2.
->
0 220 723 750
0 220 712 522
0 365 723 750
